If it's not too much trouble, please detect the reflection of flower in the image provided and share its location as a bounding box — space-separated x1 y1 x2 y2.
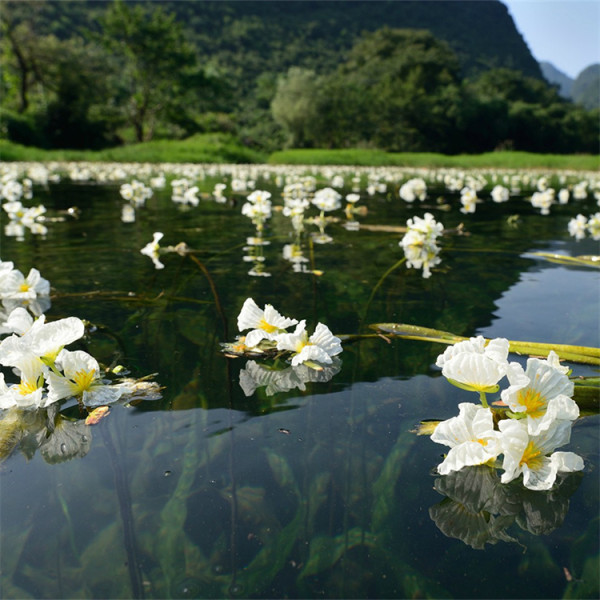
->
239 358 341 397
431 403 502 475
430 464 582 549
140 231 165 269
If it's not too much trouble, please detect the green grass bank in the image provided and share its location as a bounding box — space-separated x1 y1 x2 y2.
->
1 136 598 171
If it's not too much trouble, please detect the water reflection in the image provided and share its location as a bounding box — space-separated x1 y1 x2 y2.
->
0 163 598 599
430 465 583 550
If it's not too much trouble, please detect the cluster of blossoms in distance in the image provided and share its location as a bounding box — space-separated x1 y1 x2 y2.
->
231 298 343 368
568 212 600 240
0 260 160 411
430 336 583 491
399 213 444 278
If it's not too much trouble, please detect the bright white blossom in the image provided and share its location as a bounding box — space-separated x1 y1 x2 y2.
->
500 351 578 435
276 320 342 366
237 298 298 347
499 419 583 491
431 403 502 475
436 336 509 393
46 349 124 406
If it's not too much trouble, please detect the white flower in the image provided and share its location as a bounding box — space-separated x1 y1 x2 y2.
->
436 336 510 393
0 267 50 301
568 214 588 240
431 402 502 475
312 187 342 212
490 185 509 203
530 189 555 215
500 351 578 435
399 178 427 202
460 187 478 214
237 298 298 347
140 232 164 269
499 419 583 491
46 349 123 406
558 188 570 204
587 212 600 240
276 320 342 366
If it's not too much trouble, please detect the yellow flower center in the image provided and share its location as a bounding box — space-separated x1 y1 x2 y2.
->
72 369 96 393
258 318 278 334
517 387 546 419
19 282 30 293
476 438 488 447
17 379 39 396
519 440 544 470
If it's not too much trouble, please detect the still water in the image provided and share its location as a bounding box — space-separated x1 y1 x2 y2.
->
1 166 599 599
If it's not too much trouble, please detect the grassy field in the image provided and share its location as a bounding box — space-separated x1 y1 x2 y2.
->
268 148 600 170
0 134 267 164
1 136 598 170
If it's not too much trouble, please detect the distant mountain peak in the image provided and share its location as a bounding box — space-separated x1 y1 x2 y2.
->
539 61 573 98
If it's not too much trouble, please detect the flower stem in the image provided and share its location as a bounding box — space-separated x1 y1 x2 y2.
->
479 391 489 408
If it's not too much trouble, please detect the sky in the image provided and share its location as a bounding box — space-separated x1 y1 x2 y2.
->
502 0 600 79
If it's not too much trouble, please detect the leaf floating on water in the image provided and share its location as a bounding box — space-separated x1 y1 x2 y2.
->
369 323 600 366
527 252 600 269
85 406 110 426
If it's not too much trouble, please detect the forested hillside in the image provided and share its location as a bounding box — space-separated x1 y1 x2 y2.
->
1 0 597 155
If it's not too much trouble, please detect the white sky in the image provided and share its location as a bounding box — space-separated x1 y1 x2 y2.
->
502 0 600 78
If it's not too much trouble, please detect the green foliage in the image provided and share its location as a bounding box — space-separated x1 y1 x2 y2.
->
271 67 322 147
0 134 267 163
99 0 199 142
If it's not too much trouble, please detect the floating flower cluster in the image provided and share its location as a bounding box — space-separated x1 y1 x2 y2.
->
0 260 161 411
430 336 584 491
222 298 343 395
568 212 600 240
399 212 444 278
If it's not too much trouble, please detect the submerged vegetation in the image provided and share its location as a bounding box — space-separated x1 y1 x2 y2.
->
1 159 599 598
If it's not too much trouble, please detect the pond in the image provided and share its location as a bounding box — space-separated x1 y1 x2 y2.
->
1 162 599 599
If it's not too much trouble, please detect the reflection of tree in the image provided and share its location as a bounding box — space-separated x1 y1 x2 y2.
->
429 465 583 549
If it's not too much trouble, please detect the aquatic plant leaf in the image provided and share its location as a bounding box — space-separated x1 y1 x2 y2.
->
265 448 298 493
528 252 600 269
232 505 303 596
369 323 600 365
371 431 416 533
299 527 376 579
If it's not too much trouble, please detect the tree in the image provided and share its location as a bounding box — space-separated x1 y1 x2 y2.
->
310 28 464 151
99 0 198 142
271 67 322 147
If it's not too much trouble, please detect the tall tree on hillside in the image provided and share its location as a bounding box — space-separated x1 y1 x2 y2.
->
100 0 198 142
294 28 464 151
0 1 52 113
